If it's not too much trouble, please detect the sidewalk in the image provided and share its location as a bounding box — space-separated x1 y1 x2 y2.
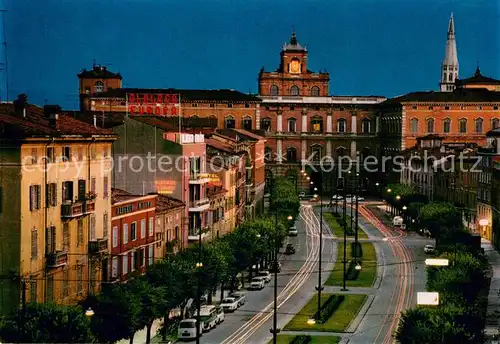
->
482 239 500 343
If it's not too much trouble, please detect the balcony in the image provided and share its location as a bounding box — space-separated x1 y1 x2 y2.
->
84 199 96 213
189 172 211 184
188 227 210 241
189 198 210 212
61 201 84 218
46 251 68 268
89 238 108 255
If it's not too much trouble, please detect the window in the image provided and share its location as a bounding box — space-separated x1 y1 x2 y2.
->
77 147 83 161
191 103 198 107
77 266 83 294
242 117 252 130
410 118 418 133
310 86 320 96
210 103 215 108
245 103 250 108
90 177 96 193
122 255 128 275
270 85 279 96
228 103 233 108
475 118 483 133
31 228 38 260
94 81 104 93
47 276 54 302
131 222 136 241
29 185 41 211
148 245 154 265
290 85 300 96
46 147 55 163
103 176 109 199
337 118 346 133
62 270 69 298
31 148 37 164
63 223 69 250
112 226 118 247
261 118 272 131
286 147 297 162
412 106 417 110
131 252 136 272
428 106 434 110
459 119 467 133
90 215 96 241
46 183 57 207
112 257 118 278
30 279 37 302
141 248 146 267
311 145 322 163
77 219 83 246
311 117 323 133
493 118 500 129
141 219 146 238
426 118 435 133
103 213 109 238
123 223 129 244
362 118 371 133
225 116 235 129
62 146 71 161
443 119 451 133
288 118 296 132
149 217 154 237
336 147 346 158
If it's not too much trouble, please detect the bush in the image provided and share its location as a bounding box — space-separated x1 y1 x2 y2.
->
351 242 363 258
290 335 312 344
336 218 354 235
315 295 345 324
346 260 361 280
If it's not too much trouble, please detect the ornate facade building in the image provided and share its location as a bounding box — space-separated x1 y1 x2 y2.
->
258 32 386 193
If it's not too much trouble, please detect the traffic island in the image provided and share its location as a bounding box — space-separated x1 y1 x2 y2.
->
326 242 377 287
283 293 367 332
273 334 341 344
323 212 368 239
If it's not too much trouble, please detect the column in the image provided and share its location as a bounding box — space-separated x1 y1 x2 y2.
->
301 108 308 132
255 104 261 130
375 114 380 134
277 139 283 164
326 141 332 158
326 111 333 133
351 112 357 134
350 140 357 159
301 140 307 162
277 110 283 132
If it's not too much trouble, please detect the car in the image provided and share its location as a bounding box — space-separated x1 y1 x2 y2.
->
257 270 271 283
285 243 296 254
215 306 225 324
424 245 435 254
288 226 298 236
331 195 343 200
352 196 365 201
199 305 218 332
230 291 247 307
220 297 238 312
299 191 306 199
269 261 282 273
249 277 266 290
178 319 203 340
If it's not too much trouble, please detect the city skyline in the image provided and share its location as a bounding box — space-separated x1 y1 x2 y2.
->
5 0 499 109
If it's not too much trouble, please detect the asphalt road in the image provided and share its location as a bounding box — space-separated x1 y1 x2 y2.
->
196 203 332 344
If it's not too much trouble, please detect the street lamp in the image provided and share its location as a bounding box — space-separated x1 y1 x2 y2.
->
307 176 310 180
315 184 324 322
341 173 349 291
386 189 392 212
307 318 316 325
85 307 94 318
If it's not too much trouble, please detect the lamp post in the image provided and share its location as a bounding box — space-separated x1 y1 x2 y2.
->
386 188 392 212
196 223 203 344
354 173 360 265
314 186 324 319
85 307 95 318
341 172 348 291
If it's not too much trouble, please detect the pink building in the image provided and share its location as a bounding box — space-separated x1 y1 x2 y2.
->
163 133 211 243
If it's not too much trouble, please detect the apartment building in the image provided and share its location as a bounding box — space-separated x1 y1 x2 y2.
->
0 96 116 316
154 194 185 257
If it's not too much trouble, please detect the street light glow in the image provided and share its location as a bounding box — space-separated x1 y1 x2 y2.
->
85 307 95 318
402 205 407 210
314 194 318 198
314 187 318 191
196 262 203 268
387 188 392 193
307 318 316 325
287 215 293 221
375 182 379 186
355 264 362 270
256 234 261 238
307 176 310 180
396 195 401 200
310 181 314 185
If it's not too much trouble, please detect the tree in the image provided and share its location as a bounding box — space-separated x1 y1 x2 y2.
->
269 177 300 219
0 303 93 343
419 202 462 243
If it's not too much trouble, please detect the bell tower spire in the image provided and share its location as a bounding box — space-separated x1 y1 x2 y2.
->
440 13 459 92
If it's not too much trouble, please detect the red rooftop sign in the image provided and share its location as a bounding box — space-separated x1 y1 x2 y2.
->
127 93 180 116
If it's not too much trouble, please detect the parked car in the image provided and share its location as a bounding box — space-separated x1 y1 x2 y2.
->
299 191 306 199
331 195 343 200
178 319 203 340
352 196 365 201
258 270 271 283
393 216 403 226
424 245 435 254
230 291 247 307
288 226 298 236
220 297 238 312
199 305 218 332
285 243 296 254
269 261 282 273
249 277 266 290
215 306 225 324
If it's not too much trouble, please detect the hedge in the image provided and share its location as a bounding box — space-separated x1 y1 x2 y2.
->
351 242 363 258
346 260 361 280
336 218 354 235
290 335 312 344
315 295 345 324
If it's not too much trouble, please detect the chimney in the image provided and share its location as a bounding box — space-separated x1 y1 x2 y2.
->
13 94 28 117
44 105 61 129
93 114 97 128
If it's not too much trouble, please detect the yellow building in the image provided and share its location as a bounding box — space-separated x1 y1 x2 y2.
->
0 97 116 316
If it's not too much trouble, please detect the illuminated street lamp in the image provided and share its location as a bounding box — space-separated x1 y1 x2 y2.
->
307 176 310 180
355 263 362 271
307 318 316 325
310 181 314 185
402 205 407 210
396 195 401 200
85 307 94 318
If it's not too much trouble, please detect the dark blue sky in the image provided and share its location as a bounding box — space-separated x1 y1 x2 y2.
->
5 0 499 109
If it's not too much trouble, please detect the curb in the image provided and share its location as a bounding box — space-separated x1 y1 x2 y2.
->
372 241 385 290
345 294 375 333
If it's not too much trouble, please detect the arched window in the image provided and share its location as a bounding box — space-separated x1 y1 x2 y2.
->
288 118 296 132
242 116 252 130
336 146 346 158
261 118 271 131
337 118 347 133
264 147 272 163
270 85 279 96
426 118 435 133
310 86 320 97
225 115 235 129
410 118 419 133
459 118 467 133
493 118 500 129
362 118 371 133
449 73 453 81
475 118 483 133
443 118 451 133
310 145 322 163
286 147 297 162
94 81 104 93
290 85 300 96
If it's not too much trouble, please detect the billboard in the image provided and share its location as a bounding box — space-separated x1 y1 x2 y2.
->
127 93 181 116
417 292 439 306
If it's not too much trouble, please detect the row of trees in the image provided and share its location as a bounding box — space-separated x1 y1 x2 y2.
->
0 177 300 344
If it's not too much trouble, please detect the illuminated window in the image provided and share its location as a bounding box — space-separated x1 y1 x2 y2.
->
94 81 104 93
311 117 323 133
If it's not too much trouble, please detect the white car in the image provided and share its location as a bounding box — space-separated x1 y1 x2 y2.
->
331 195 343 200
249 277 266 290
215 306 225 324
258 270 271 283
220 297 238 312
288 226 298 236
424 245 435 254
178 319 203 340
299 191 306 198
352 196 365 201
230 291 247 307
199 305 218 332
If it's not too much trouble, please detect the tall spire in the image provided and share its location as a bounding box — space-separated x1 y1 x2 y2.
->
440 13 459 92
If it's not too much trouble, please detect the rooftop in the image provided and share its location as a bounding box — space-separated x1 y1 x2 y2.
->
282 31 307 52
111 188 155 204
155 193 185 213
216 128 265 142
456 67 500 86
385 87 500 104
206 183 227 198
77 65 123 80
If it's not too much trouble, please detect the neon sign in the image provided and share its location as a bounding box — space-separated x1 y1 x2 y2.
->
127 93 180 116
155 180 176 194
